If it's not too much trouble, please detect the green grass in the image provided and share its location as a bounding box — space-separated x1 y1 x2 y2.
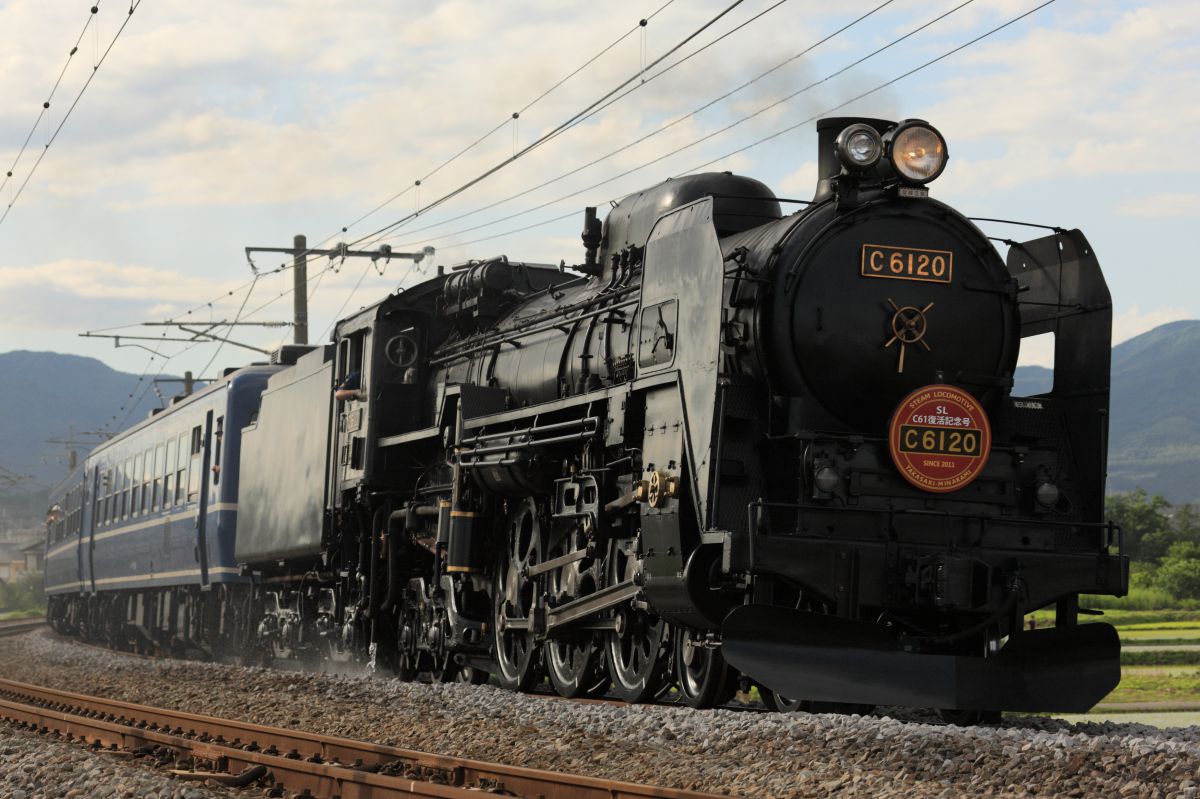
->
1120 629 1200 644
1106 666 1200 704
0 573 44 617
1123 650 1200 666
1028 609 1200 628
1080 586 1198 611
1117 620 1200 631
0 608 42 621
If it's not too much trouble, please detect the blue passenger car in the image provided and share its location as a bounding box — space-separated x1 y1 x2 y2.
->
44 464 88 600
45 366 278 640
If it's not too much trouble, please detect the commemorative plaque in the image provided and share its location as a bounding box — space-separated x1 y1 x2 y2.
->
888 383 991 493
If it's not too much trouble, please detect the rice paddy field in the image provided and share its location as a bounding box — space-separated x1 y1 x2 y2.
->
1024 609 1200 728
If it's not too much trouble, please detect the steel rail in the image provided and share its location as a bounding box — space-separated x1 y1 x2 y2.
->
0 617 46 636
0 678 731 799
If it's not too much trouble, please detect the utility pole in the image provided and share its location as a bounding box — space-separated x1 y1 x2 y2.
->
243 238 435 342
45 428 111 472
293 234 308 345
153 370 196 399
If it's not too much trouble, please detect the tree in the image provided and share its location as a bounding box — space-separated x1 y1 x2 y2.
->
0 572 44 614
1107 490 1173 561
1157 541 1200 600
1173 503 1200 541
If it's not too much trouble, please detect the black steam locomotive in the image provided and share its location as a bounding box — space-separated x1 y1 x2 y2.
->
47 117 1126 716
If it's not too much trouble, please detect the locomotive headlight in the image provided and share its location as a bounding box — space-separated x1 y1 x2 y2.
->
1036 481 1061 509
835 123 883 170
813 466 840 494
888 122 948 183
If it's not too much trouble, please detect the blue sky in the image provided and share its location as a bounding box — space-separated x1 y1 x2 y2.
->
0 0 1194 381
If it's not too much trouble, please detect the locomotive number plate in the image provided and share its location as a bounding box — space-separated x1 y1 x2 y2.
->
861 244 953 284
888 384 991 493
897 425 983 457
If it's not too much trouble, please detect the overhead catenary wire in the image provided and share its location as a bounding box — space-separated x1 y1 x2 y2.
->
260 0 937 336
81 3 698 421
350 0 767 247
105 330 219 434
0 3 102 198
341 0 679 235
0 463 51 493
104 305 252 434
378 0 906 248
317 261 374 341
82 0 682 342
387 0 1059 257
102 333 168 435
87 0 1057 438
228 0 682 301
316 258 425 342
0 0 144 231
508 0 791 161
386 0 983 252
97 0 1040 371
155 0 771 344
679 0 1058 176
194 275 260 380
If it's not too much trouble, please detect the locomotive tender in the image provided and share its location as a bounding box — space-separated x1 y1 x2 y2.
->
46 117 1127 715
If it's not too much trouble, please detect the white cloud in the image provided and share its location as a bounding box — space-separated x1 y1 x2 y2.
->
0 0 1195 378
1113 305 1194 345
777 161 818 197
929 2 1200 194
0 260 236 303
1015 305 1194 370
1116 193 1200 218
1015 331 1055 370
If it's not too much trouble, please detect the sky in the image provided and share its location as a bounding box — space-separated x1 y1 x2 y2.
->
0 0 1196 390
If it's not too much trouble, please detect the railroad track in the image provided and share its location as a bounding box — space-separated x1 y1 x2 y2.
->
0 617 45 637
0 677 730 799
49 627 771 715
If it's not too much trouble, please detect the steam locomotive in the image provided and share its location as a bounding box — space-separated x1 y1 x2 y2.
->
45 116 1126 717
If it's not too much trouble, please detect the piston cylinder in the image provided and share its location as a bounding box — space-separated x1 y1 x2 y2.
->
447 508 481 573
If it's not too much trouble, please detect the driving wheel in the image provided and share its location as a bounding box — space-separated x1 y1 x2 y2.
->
544 527 605 698
673 628 737 709
605 539 668 702
492 498 543 691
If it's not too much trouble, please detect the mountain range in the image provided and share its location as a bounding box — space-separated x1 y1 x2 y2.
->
2 319 1198 504
0 350 192 491
1015 320 1200 505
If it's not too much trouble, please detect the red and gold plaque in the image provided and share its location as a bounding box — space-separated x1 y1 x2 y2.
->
888 384 991 493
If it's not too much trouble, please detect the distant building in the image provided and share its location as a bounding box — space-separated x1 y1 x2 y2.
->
0 543 26 582
19 539 43 574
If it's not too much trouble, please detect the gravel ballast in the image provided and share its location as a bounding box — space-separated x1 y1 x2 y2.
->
1 630 1198 798
0 719 239 799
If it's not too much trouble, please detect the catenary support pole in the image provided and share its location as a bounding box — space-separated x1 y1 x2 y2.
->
293 234 308 345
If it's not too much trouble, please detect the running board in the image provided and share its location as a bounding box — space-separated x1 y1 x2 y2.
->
721 605 1121 713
